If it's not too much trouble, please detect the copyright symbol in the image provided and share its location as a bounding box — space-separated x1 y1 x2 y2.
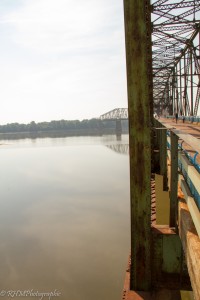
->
0 290 6 297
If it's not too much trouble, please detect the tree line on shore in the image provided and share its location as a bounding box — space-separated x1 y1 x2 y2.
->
0 119 128 133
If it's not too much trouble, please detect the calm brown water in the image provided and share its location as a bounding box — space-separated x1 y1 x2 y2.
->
0 135 130 300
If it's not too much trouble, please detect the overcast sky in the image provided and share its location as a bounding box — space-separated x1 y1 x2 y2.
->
0 0 127 124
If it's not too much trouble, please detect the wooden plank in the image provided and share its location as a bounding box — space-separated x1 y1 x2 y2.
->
179 200 200 300
157 120 200 153
158 122 176 131
179 152 200 195
181 179 200 238
173 130 200 153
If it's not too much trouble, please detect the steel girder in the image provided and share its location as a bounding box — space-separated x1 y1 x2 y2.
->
100 108 128 120
151 0 200 116
106 144 129 155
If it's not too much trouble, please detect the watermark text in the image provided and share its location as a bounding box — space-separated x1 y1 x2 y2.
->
0 289 61 300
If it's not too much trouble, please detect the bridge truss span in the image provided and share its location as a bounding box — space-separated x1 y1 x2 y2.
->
100 108 128 120
151 0 200 117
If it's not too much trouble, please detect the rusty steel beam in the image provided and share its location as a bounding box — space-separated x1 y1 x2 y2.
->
151 225 191 291
100 108 128 120
151 0 200 116
153 1 198 11
122 251 188 300
123 0 152 291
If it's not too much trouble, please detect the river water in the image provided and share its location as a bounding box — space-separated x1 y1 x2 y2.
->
0 135 130 300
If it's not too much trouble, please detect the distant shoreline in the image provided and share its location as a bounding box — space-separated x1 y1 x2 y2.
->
0 128 129 140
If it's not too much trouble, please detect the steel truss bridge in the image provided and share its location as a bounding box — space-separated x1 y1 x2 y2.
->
103 3 200 118
100 108 128 135
152 0 200 116
100 108 128 120
123 1 200 299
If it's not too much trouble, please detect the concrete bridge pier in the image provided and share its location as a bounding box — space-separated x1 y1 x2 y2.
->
116 119 122 136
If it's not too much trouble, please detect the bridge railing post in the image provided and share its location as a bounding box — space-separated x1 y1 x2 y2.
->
169 131 179 228
160 127 168 191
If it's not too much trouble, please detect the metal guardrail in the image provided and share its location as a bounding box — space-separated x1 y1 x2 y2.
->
167 132 200 210
178 153 200 210
166 116 200 123
167 132 200 201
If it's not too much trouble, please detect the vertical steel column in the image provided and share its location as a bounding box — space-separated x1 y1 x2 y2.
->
169 80 173 115
190 48 194 116
172 69 176 115
175 65 179 114
184 53 187 116
179 59 183 115
160 128 168 191
170 131 178 228
124 0 151 291
167 82 170 115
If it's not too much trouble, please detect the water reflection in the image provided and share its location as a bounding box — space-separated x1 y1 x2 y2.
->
0 134 129 149
0 135 130 300
106 144 129 155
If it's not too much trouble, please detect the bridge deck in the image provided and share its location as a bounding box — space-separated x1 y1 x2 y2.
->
158 118 200 165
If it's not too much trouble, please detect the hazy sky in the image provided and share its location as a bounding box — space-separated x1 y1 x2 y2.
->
0 0 127 124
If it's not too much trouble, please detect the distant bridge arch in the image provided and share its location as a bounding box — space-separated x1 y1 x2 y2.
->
100 108 128 135
100 108 128 120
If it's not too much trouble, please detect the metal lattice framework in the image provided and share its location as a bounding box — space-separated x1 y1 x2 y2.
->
106 144 129 155
152 0 200 116
100 108 128 120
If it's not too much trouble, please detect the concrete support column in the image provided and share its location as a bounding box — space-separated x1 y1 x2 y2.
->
116 119 122 135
